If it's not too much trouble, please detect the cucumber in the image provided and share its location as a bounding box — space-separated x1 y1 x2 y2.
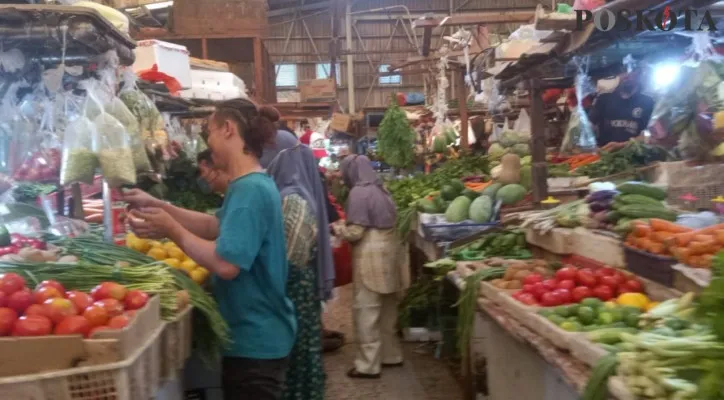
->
585 327 638 345
618 205 677 221
615 194 665 207
0 225 8 247
616 182 666 200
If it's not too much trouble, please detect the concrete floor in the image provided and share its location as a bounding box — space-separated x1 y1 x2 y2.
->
323 285 464 400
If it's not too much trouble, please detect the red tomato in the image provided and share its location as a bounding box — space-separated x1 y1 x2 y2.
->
54 316 92 337
554 289 572 304
91 282 128 302
0 273 26 295
517 293 538 306
595 267 617 277
36 280 65 295
621 279 644 293
0 291 6 308
25 304 49 318
556 279 576 291
66 291 93 311
541 279 558 291
0 307 18 336
540 292 561 307
572 286 593 303
88 325 112 338
123 290 149 311
611 271 627 286
93 299 124 317
7 288 33 314
108 315 130 330
530 282 549 301
44 298 78 324
592 285 614 301
523 273 544 286
12 315 52 337
33 286 62 304
576 269 598 288
599 275 620 290
522 284 535 294
83 305 110 328
511 291 524 300
555 266 578 281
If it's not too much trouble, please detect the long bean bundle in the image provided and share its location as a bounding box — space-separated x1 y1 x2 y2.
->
39 236 231 360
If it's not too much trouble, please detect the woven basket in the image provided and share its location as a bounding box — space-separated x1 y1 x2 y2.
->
647 161 724 209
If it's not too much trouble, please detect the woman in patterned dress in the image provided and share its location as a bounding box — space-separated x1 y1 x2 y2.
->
261 126 335 400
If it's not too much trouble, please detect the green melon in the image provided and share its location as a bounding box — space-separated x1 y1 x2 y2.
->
445 196 472 222
482 182 503 198
496 184 527 205
469 195 493 223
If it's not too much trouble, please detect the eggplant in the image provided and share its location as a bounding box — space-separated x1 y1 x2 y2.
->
589 200 612 213
585 190 618 204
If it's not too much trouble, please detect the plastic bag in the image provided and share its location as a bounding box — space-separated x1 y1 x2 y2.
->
95 111 136 187
513 108 531 139
561 67 596 153
107 96 151 172
12 98 61 182
60 115 99 185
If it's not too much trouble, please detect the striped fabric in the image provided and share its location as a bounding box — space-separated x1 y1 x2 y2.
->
283 194 318 268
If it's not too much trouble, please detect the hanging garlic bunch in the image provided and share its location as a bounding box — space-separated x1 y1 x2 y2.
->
426 46 455 153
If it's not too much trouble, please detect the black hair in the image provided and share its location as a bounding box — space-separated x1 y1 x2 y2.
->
212 98 279 159
197 149 213 165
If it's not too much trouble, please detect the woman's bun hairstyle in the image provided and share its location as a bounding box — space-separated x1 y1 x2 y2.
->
214 98 278 158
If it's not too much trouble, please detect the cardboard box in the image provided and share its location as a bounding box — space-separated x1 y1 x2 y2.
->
299 79 336 102
330 113 352 133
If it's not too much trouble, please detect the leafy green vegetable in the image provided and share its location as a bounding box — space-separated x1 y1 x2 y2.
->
377 97 416 169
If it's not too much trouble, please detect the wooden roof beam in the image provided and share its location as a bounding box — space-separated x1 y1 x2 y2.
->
412 11 535 28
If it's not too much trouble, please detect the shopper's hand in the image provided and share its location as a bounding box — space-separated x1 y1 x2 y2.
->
129 208 180 239
122 188 162 209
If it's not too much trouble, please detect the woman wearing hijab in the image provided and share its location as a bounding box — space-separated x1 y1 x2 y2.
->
261 125 334 400
333 155 410 379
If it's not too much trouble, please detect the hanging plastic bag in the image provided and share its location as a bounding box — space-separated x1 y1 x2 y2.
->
95 105 136 187
60 95 99 185
513 108 531 139
106 96 152 172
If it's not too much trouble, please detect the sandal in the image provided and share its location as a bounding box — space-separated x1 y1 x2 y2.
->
347 368 380 379
323 337 344 353
382 362 404 368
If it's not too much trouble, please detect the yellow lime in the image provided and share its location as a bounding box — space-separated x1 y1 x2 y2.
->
163 241 179 250
147 247 168 261
180 259 198 274
163 258 181 268
603 301 617 309
136 239 152 254
190 267 209 284
616 293 650 310
167 247 186 260
149 240 164 248
645 301 660 312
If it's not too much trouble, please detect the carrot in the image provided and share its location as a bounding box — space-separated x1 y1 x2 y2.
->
689 241 713 256
649 219 693 234
471 181 493 192
649 242 665 255
634 224 652 238
716 231 724 246
85 213 103 223
669 223 724 247
701 254 714 268
694 234 716 243
652 231 675 242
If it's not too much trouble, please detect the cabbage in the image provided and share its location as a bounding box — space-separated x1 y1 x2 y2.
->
488 143 507 159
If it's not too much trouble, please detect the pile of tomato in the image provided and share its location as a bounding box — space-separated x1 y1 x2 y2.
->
0 273 149 338
0 234 47 256
13 149 61 182
511 265 645 307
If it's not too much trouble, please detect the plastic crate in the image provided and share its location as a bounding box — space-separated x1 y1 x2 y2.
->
0 325 164 400
624 245 677 287
418 213 499 242
160 306 193 381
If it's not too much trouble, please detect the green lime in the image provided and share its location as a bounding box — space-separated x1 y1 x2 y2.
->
567 304 580 316
560 321 583 332
621 306 642 316
609 308 624 323
581 298 604 309
547 314 566 325
577 306 596 325
597 312 615 326
538 309 554 318
554 306 570 318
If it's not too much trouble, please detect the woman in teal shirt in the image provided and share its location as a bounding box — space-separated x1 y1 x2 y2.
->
125 99 296 400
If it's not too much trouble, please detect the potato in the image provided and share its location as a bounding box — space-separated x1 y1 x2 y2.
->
533 266 550 276
57 255 79 264
503 268 517 281
17 248 46 263
513 270 532 281
491 279 506 288
507 280 522 290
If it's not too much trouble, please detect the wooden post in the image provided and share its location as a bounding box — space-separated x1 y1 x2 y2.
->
529 78 548 203
456 68 469 149
253 36 264 102
201 38 208 59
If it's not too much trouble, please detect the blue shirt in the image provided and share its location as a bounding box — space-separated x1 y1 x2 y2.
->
213 172 297 359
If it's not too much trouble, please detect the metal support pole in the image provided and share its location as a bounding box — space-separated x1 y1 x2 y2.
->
456 68 469 149
345 1 355 113
102 180 112 243
529 78 548 203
